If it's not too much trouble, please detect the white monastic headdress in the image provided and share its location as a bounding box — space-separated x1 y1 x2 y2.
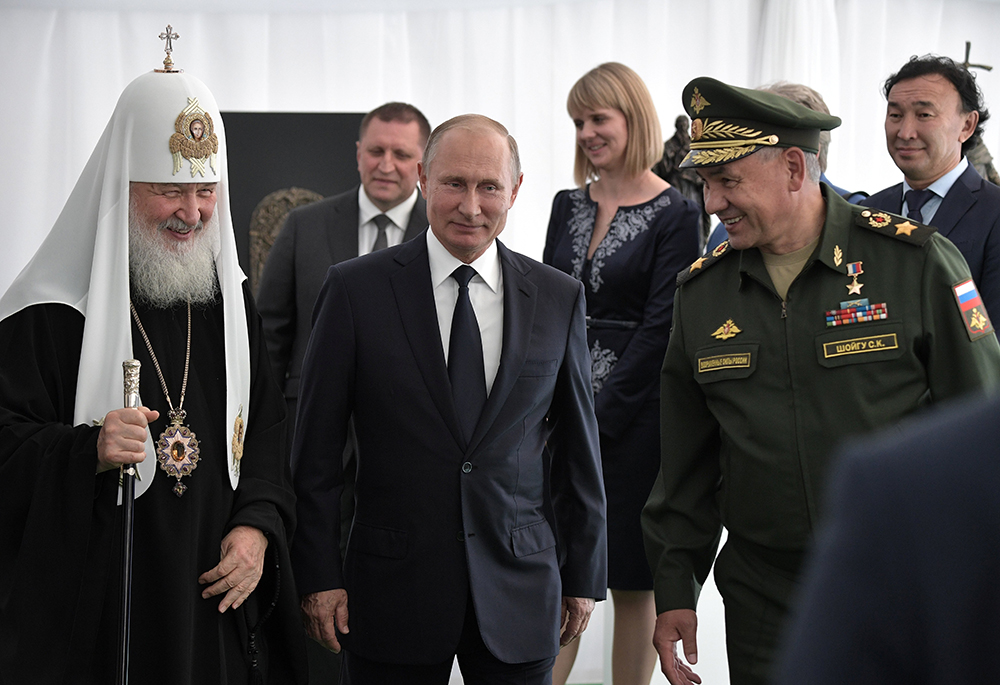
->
0 58 249 497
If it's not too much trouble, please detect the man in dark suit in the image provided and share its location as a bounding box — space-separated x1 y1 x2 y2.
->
291 114 607 684
776 390 1000 685
864 55 1000 315
257 102 430 417
256 100 430 684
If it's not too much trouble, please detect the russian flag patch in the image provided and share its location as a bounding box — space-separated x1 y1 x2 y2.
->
953 279 994 340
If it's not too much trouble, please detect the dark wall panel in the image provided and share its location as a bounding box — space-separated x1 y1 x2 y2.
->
222 111 365 273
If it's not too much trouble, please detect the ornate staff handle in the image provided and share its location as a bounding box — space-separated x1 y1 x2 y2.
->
123 359 141 410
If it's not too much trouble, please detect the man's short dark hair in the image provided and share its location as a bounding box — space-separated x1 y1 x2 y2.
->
359 102 431 148
884 54 990 154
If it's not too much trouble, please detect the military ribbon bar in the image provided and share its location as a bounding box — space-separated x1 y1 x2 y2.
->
825 302 888 327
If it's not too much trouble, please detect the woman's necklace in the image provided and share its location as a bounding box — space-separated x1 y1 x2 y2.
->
130 300 201 497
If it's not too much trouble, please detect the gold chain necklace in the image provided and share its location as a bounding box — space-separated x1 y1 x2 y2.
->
130 300 200 497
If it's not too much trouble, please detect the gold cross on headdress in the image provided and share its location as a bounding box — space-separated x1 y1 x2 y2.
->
961 41 992 72
158 25 180 72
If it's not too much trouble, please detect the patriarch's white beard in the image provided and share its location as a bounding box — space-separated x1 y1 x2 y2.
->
128 199 221 308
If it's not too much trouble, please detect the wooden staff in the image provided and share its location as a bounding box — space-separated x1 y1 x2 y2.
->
117 359 141 685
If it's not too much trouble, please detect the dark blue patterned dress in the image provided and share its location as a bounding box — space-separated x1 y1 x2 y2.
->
544 185 700 589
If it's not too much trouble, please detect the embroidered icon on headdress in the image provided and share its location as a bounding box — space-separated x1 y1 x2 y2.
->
169 97 218 177
231 405 245 477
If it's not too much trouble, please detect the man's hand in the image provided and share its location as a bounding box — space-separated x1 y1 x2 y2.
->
301 589 350 653
653 609 702 685
96 407 159 473
198 525 268 612
559 596 595 646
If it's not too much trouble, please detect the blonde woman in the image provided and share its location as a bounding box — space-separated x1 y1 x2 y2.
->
543 62 700 685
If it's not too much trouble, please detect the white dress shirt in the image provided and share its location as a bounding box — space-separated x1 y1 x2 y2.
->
426 229 504 395
902 156 968 225
357 186 420 256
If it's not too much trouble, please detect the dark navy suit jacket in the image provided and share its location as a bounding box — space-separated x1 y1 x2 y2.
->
291 233 607 664
777 390 1000 685
864 164 1000 316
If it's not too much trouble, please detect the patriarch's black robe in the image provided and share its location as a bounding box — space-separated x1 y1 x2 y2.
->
0 285 306 684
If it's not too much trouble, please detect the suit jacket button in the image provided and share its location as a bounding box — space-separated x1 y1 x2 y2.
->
462 461 473 473
456 530 465 542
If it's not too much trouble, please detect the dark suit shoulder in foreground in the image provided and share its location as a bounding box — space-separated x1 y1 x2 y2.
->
777 391 1000 685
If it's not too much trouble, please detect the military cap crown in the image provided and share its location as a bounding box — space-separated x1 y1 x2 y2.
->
680 77 842 168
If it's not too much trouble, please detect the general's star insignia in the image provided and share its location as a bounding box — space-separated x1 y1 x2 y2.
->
712 319 742 340
689 256 708 272
895 220 918 236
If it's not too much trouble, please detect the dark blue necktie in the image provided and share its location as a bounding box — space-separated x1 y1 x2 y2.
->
905 189 934 223
448 265 487 445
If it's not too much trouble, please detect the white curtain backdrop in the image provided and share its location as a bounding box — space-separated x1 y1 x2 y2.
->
2 1 1000 682
9 0 999 303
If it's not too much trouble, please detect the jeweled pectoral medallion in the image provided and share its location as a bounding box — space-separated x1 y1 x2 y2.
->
131 300 197 497
157 409 200 497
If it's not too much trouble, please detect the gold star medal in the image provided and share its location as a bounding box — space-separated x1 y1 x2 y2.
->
845 261 864 295
712 319 742 340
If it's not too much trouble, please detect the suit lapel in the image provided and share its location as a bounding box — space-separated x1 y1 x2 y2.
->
467 242 536 454
403 195 429 243
931 165 979 240
390 237 465 449
880 184 904 213
327 188 360 259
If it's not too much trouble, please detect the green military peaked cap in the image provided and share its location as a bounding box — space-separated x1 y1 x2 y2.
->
679 76 842 168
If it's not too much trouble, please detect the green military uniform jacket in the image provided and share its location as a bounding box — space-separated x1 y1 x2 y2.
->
643 185 1000 613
